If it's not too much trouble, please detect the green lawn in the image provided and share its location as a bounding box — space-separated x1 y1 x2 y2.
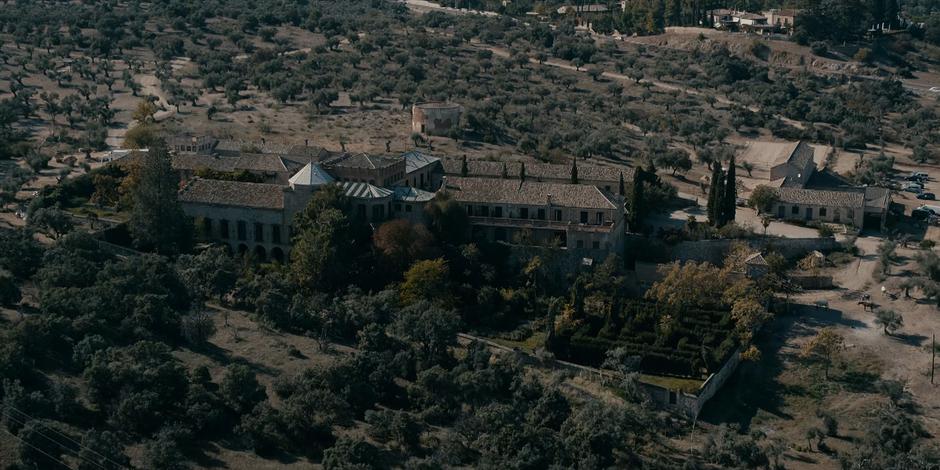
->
489 331 548 353
639 374 704 394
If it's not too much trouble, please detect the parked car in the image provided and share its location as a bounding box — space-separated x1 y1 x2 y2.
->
912 208 931 220
736 196 747 207
911 171 929 180
903 183 924 193
918 192 937 200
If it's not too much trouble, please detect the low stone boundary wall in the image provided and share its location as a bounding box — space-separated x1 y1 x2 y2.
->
457 333 737 418
669 237 839 265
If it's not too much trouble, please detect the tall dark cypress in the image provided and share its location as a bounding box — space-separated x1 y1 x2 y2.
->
629 168 645 230
721 155 737 227
707 161 723 227
460 155 468 177
519 162 526 182
570 158 579 184
619 171 625 196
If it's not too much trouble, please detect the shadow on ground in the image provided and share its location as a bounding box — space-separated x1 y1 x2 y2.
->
698 303 867 430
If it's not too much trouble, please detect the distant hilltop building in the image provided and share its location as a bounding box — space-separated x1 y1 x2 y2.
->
707 8 800 34
412 102 463 136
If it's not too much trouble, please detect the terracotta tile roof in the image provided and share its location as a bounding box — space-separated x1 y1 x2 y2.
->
864 187 890 210
234 153 288 173
441 158 631 184
776 188 864 208
443 176 621 210
172 154 237 172
179 179 285 209
325 153 400 170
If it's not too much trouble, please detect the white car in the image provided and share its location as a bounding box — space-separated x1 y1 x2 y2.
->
904 183 924 193
930 87 940 93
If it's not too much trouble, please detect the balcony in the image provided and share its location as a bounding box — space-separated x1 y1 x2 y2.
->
468 216 617 233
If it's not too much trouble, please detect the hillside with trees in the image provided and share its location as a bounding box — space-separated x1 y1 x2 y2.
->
2 0 940 469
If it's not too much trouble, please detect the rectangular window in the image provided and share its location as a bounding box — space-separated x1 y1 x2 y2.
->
554 210 562 221
467 206 473 215
580 211 588 224
494 207 503 217
537 208 546 220
202 218 212 237
394 203 402 211
405 204 413 212
520 208 529 219
254 223 264 242
592 241 600 249
358 204 367 218
596 212 604 224
219 220 229 239
272 225 281 244
237 221 247 241
819 207 827 217
480 206 489 217
791 206 799 215
576 240 584 249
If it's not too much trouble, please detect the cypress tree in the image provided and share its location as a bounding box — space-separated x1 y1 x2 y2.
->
571 158 579 184
629 168 645 230
619 171 625 196
129 139 192 254
501 162 508 178
707 161 724 227
721 155 737 227
460 155 468 177
519 162 526 182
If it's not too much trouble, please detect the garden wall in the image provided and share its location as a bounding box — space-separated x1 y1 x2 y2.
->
667 237 839 265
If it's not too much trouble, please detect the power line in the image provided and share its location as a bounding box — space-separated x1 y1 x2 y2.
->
0 425 75 470
3 406 125 470
1 410 112 470
1 411 99 469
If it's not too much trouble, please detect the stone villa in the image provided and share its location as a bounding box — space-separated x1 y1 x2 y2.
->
738 140 891 230
168 137 629 262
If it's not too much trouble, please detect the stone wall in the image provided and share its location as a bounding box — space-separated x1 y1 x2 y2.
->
668 237 839 265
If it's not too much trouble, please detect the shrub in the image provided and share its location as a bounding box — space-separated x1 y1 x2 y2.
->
0 272 21 307
810 41 828 56
181 312 217 346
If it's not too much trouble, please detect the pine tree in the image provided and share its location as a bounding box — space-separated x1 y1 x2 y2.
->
129 139 192 254
519 162 526 182
460 155 468 177
707 161 724 227
721 155 737 227
570 158 579 184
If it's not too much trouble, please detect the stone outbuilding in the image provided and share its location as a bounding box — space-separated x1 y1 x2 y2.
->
412 102 463 136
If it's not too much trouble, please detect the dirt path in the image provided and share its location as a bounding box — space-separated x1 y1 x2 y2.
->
792 237 940 437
